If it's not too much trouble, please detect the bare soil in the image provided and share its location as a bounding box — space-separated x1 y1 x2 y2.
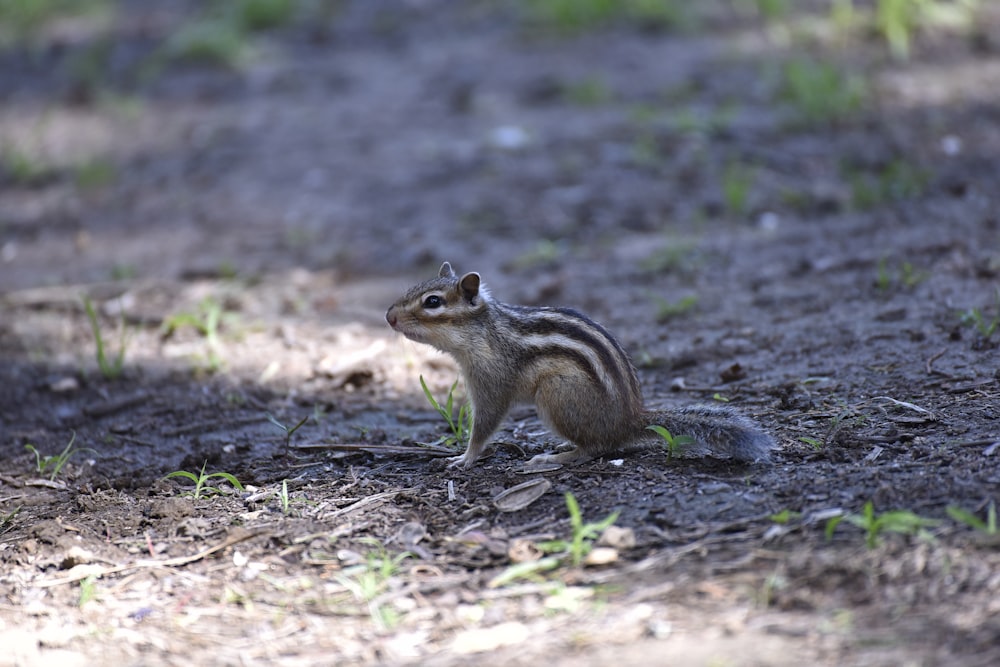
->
1 2 999 666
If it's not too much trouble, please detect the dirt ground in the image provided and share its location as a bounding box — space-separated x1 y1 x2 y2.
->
1 2 999 665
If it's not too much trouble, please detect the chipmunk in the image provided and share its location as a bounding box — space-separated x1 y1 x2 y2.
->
386 262 776 470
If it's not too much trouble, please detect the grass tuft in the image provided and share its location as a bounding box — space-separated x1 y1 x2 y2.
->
827 500 939 548
419 376 472 449
25 431 94 481
780 59 866 125
164 462 245 499
83 295 129 380
522 0 691 34
335 538 411 629
490 492 620 587
947 502 997 536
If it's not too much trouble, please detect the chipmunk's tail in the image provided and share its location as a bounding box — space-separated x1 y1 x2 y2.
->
641 404 776 463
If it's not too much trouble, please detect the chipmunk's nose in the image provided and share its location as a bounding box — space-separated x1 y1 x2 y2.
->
386 308 397 328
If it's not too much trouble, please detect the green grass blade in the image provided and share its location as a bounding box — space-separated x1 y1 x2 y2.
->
646 424 671 439
164 471 201 483
946 506 987 532
487 557 562 588
207 471 245 491
286 415 309 437
419 375 448 421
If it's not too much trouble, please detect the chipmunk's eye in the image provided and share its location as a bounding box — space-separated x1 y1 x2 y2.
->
422 295 444 309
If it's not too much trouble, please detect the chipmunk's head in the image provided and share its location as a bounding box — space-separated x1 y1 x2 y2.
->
385 262 491 353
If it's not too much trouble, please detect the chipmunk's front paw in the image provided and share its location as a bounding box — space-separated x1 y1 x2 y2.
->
446 447 487 470
445 454 472 470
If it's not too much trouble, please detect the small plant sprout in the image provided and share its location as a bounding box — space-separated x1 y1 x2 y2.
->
669 105 736 138
640 241 699 275
947 502 998 536
237 0 298 31
629 130 662 169
536 492 620 567
164 462 245 499
770 509 801 524
829 500 940 548
898 262 928 289
74 158 116 191
513 239 564 269
646 425 695 460
492 505 596 583
756 571 787 609
960 307 999 339
267 413 309 452
566 492 619 566
875 0 914 59
652 294 698 322
749 0 790 21
487 556 564 589
165 18 246 68
279 479 291 515
721 161 754 217
311 403 328 424
876 257 929 292
799 436 823 450
79 575 98 607
521 0 691 34
960 288 1000 339
875 257 892 292
849 160 928 210
780 59 866 124
824 514 844 541
335 538 412 629
563 75 611 106
419 375 472 449
489 493 620 587
712 393 730 403
161 297 236 371
1 145 49 184
876 0 933 60
110 263 137 281
873 0 981 60
25 432 94 481
83 295 129 380
0 506 21 535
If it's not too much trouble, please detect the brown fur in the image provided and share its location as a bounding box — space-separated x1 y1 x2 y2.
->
386 262 776 469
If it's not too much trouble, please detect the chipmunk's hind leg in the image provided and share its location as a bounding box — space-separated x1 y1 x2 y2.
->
525 446 593 468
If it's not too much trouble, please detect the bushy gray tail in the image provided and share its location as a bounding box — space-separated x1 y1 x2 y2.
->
643 404 775 463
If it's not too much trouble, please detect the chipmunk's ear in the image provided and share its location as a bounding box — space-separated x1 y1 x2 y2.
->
458 272 481 303
439 262 456 279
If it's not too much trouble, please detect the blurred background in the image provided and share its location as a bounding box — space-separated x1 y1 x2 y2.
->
2 0 996 293
1 6 999 664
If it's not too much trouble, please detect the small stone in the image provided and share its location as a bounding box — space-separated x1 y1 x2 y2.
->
450 622 529 654
598 525 636 550
507 538 543 563
49 377 79 393
583 546 618 566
